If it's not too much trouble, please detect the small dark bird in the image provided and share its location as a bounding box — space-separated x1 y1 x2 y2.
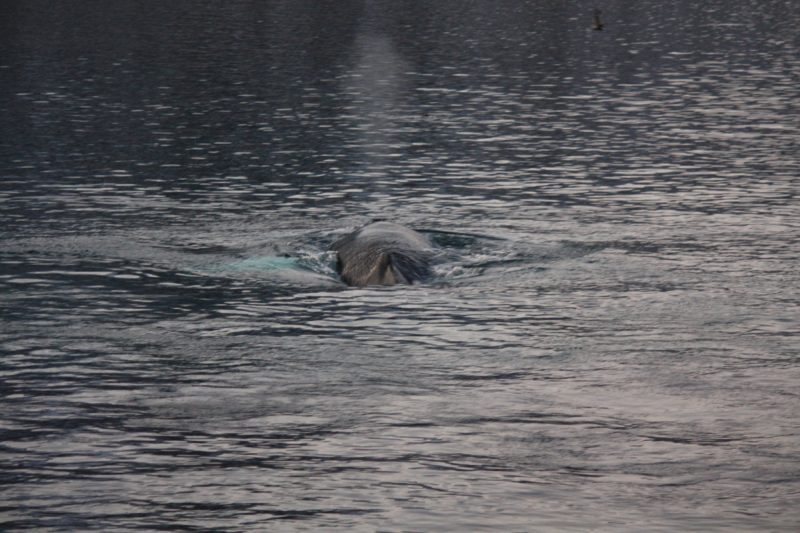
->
593 9 604 30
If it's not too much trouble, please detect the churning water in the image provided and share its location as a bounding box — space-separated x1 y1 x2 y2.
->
1 0 799 531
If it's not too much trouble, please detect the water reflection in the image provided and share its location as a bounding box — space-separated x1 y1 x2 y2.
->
2 0 800 531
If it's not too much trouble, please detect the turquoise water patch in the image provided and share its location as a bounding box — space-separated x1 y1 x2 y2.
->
205 256 298 272
231 256 297 270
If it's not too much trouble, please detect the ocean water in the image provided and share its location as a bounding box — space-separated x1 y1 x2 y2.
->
1 0 799 531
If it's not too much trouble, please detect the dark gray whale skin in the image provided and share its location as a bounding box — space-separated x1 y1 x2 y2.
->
330 221 434 286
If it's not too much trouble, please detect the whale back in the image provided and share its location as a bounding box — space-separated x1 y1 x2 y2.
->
331 222 434 286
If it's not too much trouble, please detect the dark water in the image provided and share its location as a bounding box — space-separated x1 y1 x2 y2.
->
2 0 799 531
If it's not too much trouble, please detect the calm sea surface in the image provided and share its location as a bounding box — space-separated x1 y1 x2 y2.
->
2 1 799 531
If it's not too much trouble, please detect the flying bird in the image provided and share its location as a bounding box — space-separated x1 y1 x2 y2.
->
593 9 604 30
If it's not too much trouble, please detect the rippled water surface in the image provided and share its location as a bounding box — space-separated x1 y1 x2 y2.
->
2 1 799 531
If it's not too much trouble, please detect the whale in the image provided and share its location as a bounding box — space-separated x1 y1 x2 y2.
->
330 221 435 286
